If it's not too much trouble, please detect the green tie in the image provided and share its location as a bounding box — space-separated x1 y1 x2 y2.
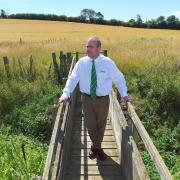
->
90 60 97 101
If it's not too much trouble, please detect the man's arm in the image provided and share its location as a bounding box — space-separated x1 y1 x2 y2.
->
59 60 81 104
109 60 131 102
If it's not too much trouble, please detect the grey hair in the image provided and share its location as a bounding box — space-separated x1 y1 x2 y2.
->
88 36 101 47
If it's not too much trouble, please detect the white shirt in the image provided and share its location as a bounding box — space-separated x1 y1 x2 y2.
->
61 54 128 99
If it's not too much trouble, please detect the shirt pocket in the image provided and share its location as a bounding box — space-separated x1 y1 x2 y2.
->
98 70 108 85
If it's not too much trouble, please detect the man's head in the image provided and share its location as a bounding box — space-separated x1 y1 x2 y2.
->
86 36 101 59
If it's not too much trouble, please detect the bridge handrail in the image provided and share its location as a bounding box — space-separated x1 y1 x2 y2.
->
42 56 77 180
127 102 173 180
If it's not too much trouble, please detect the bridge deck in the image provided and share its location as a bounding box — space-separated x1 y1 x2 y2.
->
64 95 123 180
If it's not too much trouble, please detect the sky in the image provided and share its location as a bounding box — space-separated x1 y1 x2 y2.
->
1 0 180 22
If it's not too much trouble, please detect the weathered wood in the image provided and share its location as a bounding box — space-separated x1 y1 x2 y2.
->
109 90 150 180
60 51 63 58
51 101 70 179
127 102 173 180
76 52 79 62
66 52 72 71
42 105 63 179
70 156 120 165
65 175 123 180
60 54 67 77
52 52 60 84
102 50 108 56
43 57 76 180
66 165 122 175
3 56 11 78
17 58 24 78
59 51 63 83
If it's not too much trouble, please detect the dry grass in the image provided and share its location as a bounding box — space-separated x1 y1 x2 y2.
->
0 19 180 75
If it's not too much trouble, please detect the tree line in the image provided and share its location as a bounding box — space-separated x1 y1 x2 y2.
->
1 8 180 30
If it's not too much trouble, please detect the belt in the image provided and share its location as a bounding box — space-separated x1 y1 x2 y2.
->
82 93 108 99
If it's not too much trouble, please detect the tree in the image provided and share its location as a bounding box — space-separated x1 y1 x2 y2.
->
136 14 143 27
146 19 157 28
80 8 96 23
167 15 179 29
94 12 104 24
96 12 104 20
156 16 167 28
1 9 7 18
128 19 136 27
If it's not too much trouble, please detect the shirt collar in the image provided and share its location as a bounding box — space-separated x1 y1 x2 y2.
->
88 54 103 62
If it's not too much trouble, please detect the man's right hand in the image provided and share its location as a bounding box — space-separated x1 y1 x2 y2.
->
58 96 68 107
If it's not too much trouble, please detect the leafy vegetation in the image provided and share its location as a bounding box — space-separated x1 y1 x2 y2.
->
127 60 180 179
0 65 62 178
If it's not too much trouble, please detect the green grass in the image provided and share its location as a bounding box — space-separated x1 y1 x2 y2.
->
0 77 63 179
0 127 48 179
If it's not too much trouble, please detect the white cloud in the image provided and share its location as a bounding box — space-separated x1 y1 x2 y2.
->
168 11 180 19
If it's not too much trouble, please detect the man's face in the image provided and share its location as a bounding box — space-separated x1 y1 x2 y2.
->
86 39 101 59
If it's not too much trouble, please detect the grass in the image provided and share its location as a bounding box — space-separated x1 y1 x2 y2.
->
0 19 180 179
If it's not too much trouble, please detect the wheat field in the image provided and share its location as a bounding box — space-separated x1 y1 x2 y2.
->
0 19 180 75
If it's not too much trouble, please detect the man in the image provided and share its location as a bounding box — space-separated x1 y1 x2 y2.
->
59 36 132 161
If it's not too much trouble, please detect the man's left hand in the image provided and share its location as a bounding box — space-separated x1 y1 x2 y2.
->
122 96 134 105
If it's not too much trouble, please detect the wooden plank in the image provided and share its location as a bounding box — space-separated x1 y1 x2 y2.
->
69 156 120 165
42 105 63 179
72 130 114 136
130 137 150 180
71 148 119 157
66 164 122 176
65 175 123 180
72 141 117 149
109 90 150 180
74 123 112 128
127 102 173 180
51 102 70 179
74 121 111 126
72 135 116 142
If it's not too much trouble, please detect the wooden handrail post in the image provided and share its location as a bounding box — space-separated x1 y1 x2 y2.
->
127 102 173 180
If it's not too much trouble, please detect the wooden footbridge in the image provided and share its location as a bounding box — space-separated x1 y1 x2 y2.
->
42 50 172 180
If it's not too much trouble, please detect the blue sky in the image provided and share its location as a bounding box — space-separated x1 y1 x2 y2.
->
1 0 180 21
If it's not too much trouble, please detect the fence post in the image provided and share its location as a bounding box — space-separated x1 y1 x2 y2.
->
61 54 67 77
76 52 79 62
52 52 60 84
103 50 108 56
3 56 11 78
59 51 64 84
18 58 24 78
67 52 72 71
